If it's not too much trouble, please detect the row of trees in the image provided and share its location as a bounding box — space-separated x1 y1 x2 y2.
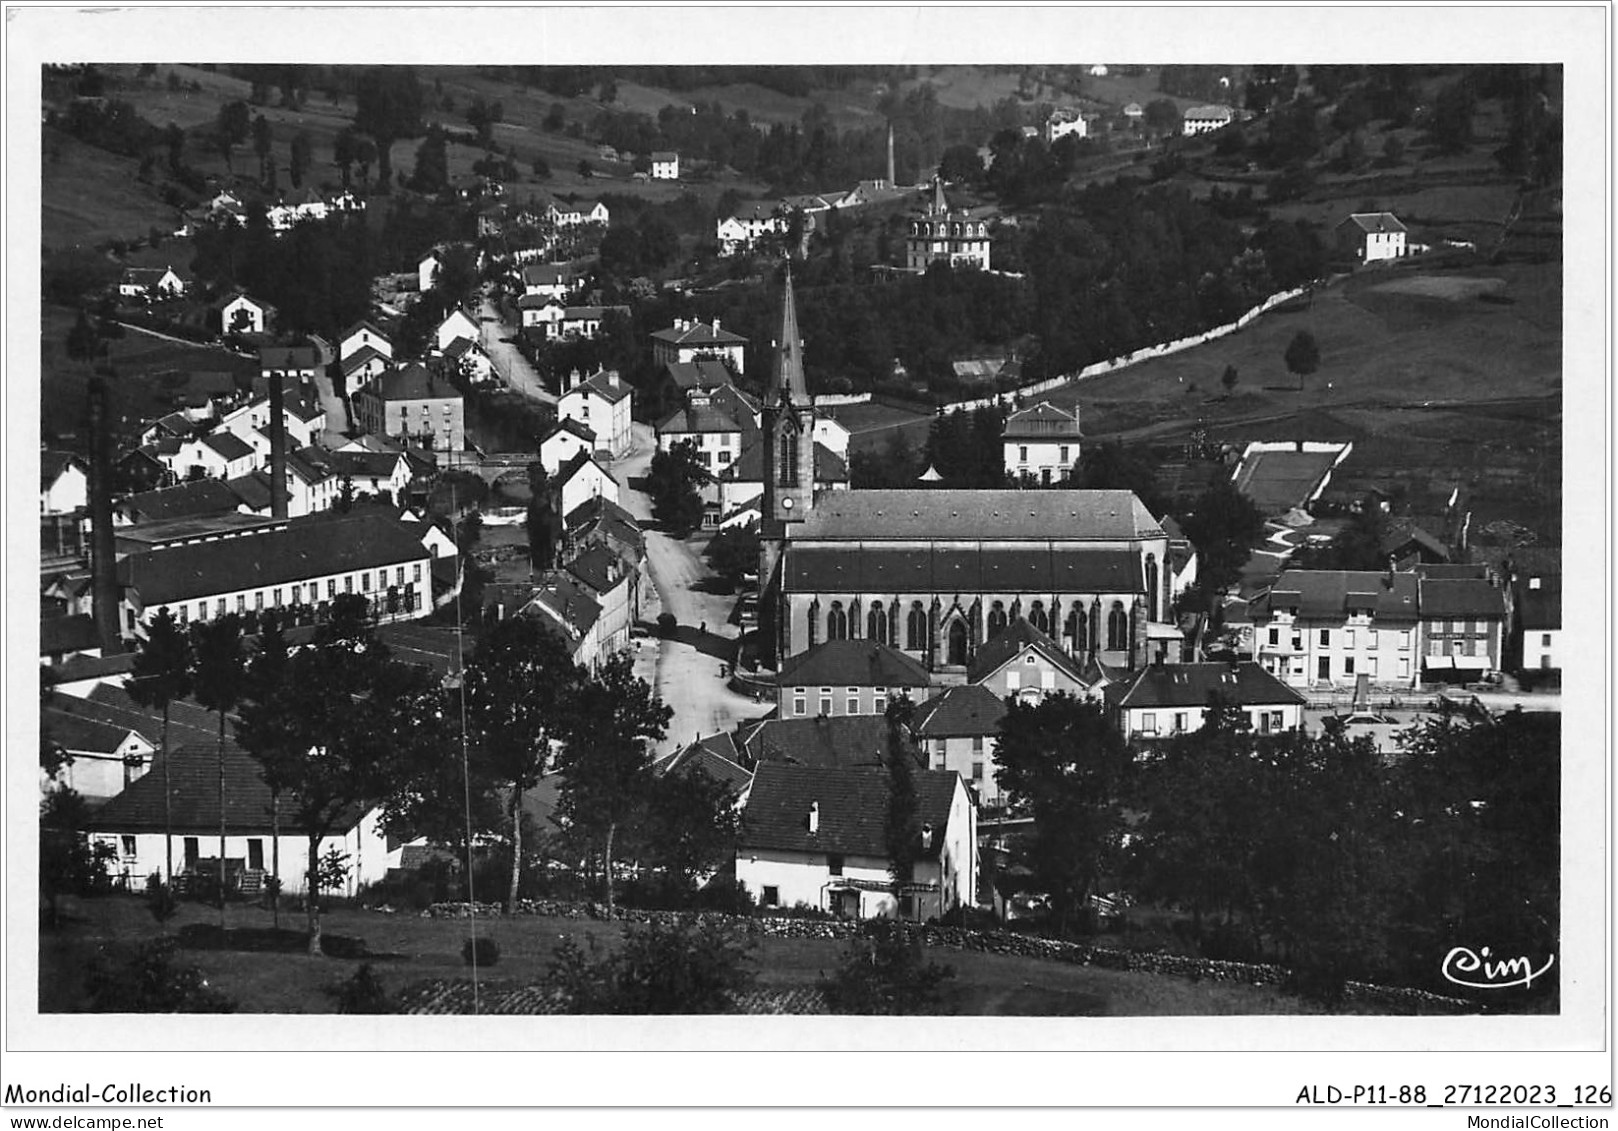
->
107 598 710 956
993 692 1559 1003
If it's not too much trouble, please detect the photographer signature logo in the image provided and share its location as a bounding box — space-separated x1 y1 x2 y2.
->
1441 946 1555 990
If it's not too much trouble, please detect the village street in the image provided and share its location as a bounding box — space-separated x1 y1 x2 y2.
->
478 292 557 406
615 422 770 757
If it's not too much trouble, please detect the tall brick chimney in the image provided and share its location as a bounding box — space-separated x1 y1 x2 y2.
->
268 369 288 520
86 378 123 653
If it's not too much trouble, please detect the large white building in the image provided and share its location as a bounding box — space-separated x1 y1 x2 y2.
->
905 178 991 273
558 368 634 459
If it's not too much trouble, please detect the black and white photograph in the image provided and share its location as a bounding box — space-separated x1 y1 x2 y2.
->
4 2 1609 1121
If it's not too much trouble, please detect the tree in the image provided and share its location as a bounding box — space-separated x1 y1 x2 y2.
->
461 616 585 913
353 66 425 193
1292 505 1387 572
818 919 956 1014
237 596 427 954
41 786 115 925
1430 79 1477 154
577 159 594 179
883 695 922 909
1072 441 1164 514
638 768 740 900
189 614 247 926
217 99 251 148
703 526 760 591
545 918 757 1013
409 126 449 195
289 131 312 188
937 143 984 186
333 127 357 188
1143 98 1182 134
994 693 1133 935
1284 329 1320 390
128 608 194 886
524 461 558 571
1178 480 1266 594
236 613 293 928
554 653 671 912
251 113 273 186
646 439 708 536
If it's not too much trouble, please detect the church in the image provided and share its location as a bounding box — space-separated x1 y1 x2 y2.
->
757 267 1178 677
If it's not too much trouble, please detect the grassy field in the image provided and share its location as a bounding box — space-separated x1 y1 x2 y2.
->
40 131 179 249
39 895 1324 1016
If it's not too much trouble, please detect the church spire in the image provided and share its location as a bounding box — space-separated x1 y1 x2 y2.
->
771 262 808 402
932 174 948 215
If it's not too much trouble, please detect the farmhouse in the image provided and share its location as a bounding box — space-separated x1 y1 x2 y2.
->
737 763 976 920
1335 212 1409 263
650 151 680 180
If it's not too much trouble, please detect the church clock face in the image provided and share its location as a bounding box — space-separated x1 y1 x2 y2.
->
781 497 794 510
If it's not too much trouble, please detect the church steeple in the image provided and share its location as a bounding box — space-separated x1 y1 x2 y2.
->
770 261 809 404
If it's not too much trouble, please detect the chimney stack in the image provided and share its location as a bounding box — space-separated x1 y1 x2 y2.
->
86 378 123 654
268 368 288 520
807 801 819 834
920 822 934 849
886 122 895 188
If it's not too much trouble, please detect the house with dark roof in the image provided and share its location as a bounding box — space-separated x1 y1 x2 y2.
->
87 743 389 896
115 479 245 526
1002 401 1081 486
559 368 634 457
214 290 275 336
649 152 679 181
353 362 465 453
564 495 645 569
911 683 1009 807
551 449 621 519
40 613 102 665
1335 211 1408 263
1248 569 1421 689
511 573 606 668
520 261 581 300
1512 572 1560 674
968 618 1093 703
716 430 846 532
539 418 597 476
1381 520 1452 570
775 640 933 719
1416 575 1508 681
339 320 394 364
40 691 155 805
1103 661 1307 741
736 763 975 919
739 714 919 772
657 733 753 798
650 317 747 376
565 543 638 654
119 265 186 300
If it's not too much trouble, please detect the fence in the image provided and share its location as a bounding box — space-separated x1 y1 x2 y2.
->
939 283 1311 417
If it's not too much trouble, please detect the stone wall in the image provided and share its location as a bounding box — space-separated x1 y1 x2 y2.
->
415 900 1472 1012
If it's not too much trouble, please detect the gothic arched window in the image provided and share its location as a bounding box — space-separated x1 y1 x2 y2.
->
1029 601 1048 633
807 599 819 649
827 601 848 641
947 618 969 666
1065 606 1082 651
867 601 888 645
1145 554 1159 620
907 602 928 650
779 432 799 487
1107 601 1128 652
987 601 1008 639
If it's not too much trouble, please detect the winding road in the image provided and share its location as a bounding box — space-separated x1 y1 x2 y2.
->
615 422 771 757
477 293 556 406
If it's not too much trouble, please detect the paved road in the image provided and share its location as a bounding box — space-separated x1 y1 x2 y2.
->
310 373 351 446
617 423 770 756
478 294 556 406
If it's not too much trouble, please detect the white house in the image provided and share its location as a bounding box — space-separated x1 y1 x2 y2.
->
774 640 933 720
912 684 1008 808
518 295 566 335
1103 661 1308 740
1248 569 1422 690
216 291 273 336
521 262 580 301
88 742 390 897
341 347 392 397
119 266 186 300
1044 109 1089 145
552 450 621 518
547 200 610 228
41 451 88 516
1336 212 1409 263
650 318 748 376
716 201 788 257
650 151 679 180
558 368 634 459
1002 400 1082 486
737 763 976 921
539 419 597 476
811 416 852 461
967 618 1094 703
435 307 481 353
418 249 443 293
1514 573 1560 673
1181 105 1234 135
164 432 257 481
441 337 497 385
339 320 394 364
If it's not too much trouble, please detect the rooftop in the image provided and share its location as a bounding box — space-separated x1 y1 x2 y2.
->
1104 661 1308 710
791 489 1162 543
740 763 958 858
777 640 930 689
966 618 1088 686
1251 569 1420 624
911 683 1007 738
